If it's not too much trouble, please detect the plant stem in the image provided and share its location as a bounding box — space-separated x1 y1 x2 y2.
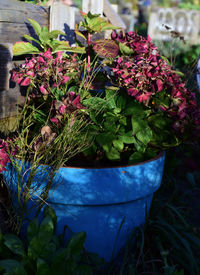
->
88 32 91 72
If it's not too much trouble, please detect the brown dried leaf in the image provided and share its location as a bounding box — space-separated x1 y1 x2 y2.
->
41 126 52 137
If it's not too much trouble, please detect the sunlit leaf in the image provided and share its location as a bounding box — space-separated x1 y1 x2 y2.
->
13 42 40 56
28 18 41 37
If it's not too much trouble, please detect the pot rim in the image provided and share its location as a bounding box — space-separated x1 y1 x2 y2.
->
61 151 165 170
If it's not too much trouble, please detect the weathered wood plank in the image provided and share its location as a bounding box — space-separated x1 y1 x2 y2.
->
0 23 42 44
0 44 13 91
0 9 48 25
0 0 49 43
0 88 25 119
0 0 48 13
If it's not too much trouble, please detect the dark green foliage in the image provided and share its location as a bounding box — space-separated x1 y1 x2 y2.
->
0 207 97 275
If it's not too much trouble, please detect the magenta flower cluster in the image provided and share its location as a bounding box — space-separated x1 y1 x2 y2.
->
12 49 84 126
12 49 81 96
51 91 84 124
0 140 11 173
111 31 200 135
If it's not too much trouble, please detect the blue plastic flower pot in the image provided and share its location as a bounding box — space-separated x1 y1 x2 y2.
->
3 152 165 261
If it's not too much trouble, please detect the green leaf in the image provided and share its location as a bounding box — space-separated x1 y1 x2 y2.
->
136 128 152 145
129 152 144 164
4 234 25 257
27 218 39 241
39 31 50 46
102 143 112 153
171 70 185 77
0 259 27 274
153 90 170 108
161 55 170 65
36 258 50 275
49 30 66 39
23 34 41 46
119 116 127 126
119 132 136 144
52 46 86 54
28 18 41 37
13 42 40 56
104 118 117 132
75 265 93 275
44 207 57 232
105 89 117 109
83 97 107 109
134 140 146 153
51 248 70 273
75 30 87 40
116 96 126 111
81 12 119 33
149 114 171 129
124 102 147 116
113 107 121 114
119 43 134 56
106 147 120 160
96 133 115 146
132 118 152 145
38 216 54 244
66 232 86 257
113 139 124 151
131 117 148 134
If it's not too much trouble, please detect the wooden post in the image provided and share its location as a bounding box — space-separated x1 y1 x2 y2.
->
82 0 104 16
103 0 126 29
50 2 76 31
50 2 76 45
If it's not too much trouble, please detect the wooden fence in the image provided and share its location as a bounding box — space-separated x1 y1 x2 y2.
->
148 7 200 44
0 0 125 120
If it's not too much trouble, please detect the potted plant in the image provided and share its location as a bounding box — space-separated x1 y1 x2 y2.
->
1 12 200 260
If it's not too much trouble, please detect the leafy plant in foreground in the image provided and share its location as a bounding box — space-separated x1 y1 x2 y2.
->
0 207 98 275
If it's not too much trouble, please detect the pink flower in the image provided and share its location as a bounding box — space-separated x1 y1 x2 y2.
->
0 144 10 173
72 95 83 109
43 48 52 60
136 92 152 103
21 77 31 86
127 88 139 96
156 79 163 92
26 71 35 77
26 59 35 69
117 57 123 64
50 117 59 124
69 91 76 97
62 76 70 84
16 77 23 84
40 85 48 95
38 56 45 63
56 51 63 60
52 82 58 87
59 105 67 114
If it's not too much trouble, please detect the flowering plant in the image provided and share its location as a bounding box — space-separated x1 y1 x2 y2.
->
0 12 200 171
